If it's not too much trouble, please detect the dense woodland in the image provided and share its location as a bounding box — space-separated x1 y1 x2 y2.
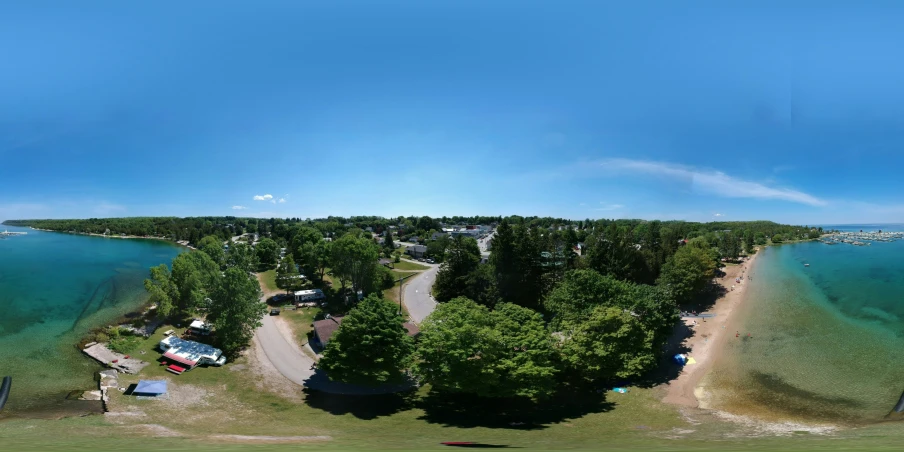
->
7 215 822 397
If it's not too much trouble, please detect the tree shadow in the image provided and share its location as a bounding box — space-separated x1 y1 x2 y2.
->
417 388 614 430
678 282 728 318
633 321 695 388
301 387 417 420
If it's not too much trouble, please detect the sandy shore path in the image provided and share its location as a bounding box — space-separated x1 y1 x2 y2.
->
663 250 761 407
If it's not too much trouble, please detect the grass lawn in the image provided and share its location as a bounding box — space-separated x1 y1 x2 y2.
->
391 269 421 281
260 269 279 292
280 306 320 347
390 259 430 271
6 325 904 450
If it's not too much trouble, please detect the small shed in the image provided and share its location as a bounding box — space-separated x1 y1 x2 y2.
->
133 380 167 397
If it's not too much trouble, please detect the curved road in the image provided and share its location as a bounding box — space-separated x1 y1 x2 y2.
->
252 266 437 394
401 261 440 324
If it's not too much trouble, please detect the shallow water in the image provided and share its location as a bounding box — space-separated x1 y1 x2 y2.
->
702 231 904 425
0 226 182 416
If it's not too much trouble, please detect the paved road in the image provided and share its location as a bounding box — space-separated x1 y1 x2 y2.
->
253 291 416 394
402 261 440 324
255 314 315 385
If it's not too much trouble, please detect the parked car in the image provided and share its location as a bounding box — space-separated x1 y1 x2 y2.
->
270 308 280 316
426 259 435 264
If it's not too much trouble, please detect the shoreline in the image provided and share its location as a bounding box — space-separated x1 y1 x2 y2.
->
28 227 195 249
662 249 762 408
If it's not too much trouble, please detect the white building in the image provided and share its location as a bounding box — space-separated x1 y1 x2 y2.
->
159 336 226 370
294 288 326 303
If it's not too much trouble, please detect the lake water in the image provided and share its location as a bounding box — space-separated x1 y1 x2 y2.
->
702 225 904 425
0 226 182 417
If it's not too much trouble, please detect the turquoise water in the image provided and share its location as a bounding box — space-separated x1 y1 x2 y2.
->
0 226 182 417
703 230 904 425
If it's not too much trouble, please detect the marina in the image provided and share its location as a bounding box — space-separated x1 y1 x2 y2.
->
820 230 904 246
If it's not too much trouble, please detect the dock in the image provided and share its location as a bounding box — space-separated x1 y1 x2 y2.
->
0 229 27 236
82 342 149 374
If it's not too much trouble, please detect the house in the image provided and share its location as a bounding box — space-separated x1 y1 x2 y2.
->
378 258 393 268
312 316 343 348
408 236 420 243
406 244 427 258
294 289 325 303
365 227 373 232
431 232 448 240
312 315 420 349
158 336 226 371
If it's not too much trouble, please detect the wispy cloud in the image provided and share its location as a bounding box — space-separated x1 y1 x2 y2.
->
278 198 286 203
94 202 126 215
253 194 273 201
596 202 625 211
598 158 827 206
714 213 724 217
232 205 247 210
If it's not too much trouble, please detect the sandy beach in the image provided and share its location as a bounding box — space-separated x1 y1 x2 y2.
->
663 250 761 407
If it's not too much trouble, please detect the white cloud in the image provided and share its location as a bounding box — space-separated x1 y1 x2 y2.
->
596 202 625 211
714 213 724 217
598 158 827 207
94 202 126 215
232 205 247 210
278 198 286 203
253 194 273 201
271 199 276 204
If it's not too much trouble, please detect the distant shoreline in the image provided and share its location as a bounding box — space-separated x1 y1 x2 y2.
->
29 227 195 249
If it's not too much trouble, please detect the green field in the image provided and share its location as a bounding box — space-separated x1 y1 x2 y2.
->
391 259 430 271
260 269 279 292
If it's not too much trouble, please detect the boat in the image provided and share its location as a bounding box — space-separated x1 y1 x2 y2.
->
0 376 10 412
804 263 810 267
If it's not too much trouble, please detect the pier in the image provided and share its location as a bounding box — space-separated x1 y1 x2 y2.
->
0 229 27 236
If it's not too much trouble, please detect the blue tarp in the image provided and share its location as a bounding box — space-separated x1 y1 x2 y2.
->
673 354 687 366
134 380 167 395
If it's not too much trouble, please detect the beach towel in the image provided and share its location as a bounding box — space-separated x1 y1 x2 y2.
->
686 357 697 365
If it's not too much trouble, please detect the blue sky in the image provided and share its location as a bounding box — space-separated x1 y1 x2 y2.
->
3 1 904 224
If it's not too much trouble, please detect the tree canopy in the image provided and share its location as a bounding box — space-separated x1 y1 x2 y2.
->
330 233 380 295
207 267 267 357
656 245 717 305
433 235 481 301
255 237 280 270
318 294 414 385
415 297 557 399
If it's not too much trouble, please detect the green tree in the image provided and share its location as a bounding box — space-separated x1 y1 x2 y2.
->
198 235 226 268
743 230 755 254
584 223 648 283
433 235 481 301
207 267 267 358
276 255 303 294
414 297 557 399
464 263 500 308
543 269 635 328
226 242 259 273
384 230 395 251
771 234 784 244
170 251 221 317
330 233 380 294
318 294 414 385
557 306 655 383
144 264 178 317
656 245 716 305
718 231 741 260
255 237 279 269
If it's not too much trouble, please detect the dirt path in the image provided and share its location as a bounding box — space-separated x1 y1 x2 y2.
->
662 251 762 407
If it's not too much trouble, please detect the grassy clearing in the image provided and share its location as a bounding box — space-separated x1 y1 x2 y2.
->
260 269 279 292
7 326 904 450
280 306 320 346
391 269 421 281
390 260 430 271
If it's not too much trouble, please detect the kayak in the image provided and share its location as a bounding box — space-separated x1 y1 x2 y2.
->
0 376 10 412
